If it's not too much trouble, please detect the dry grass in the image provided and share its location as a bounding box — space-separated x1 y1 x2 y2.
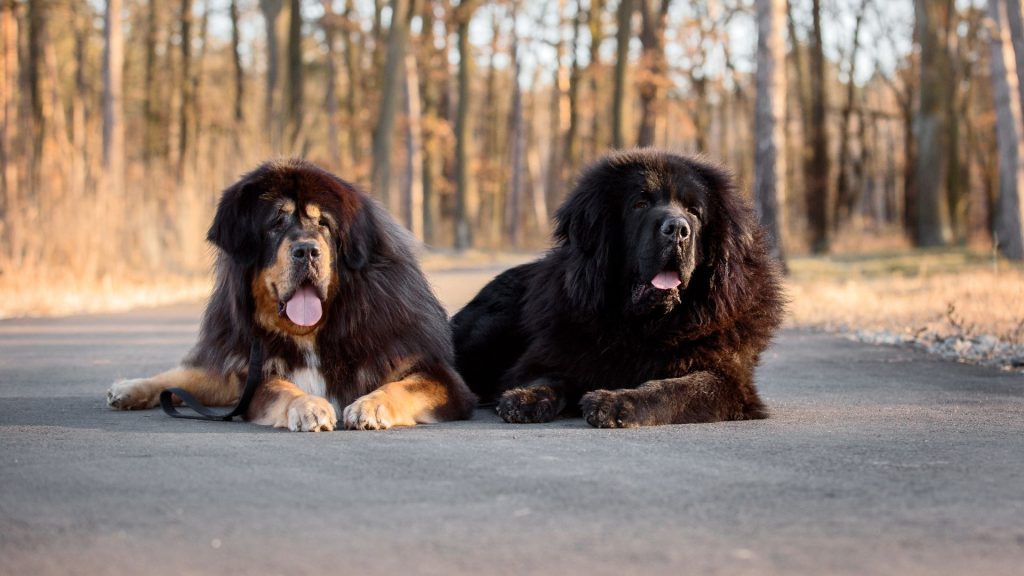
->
0 249 539 319
786 248 1024 345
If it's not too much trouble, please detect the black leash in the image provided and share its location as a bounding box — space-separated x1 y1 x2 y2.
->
159 339 264 421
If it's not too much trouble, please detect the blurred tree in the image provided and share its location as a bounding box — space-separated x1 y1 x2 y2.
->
260 0 283 153
0 0 17 260
507 2 524 247
806 0 830 253
286 0 304 152
753 0 786 266
143 0 162 166
636 0 671 147
371 0 412 209
835 0 869 228
612 0 633 148
177 0 193 179
230 0 244 128
454 0 479 249
321 0 340 168
988 0 1024 260
104 0 125 199
914 0 954 247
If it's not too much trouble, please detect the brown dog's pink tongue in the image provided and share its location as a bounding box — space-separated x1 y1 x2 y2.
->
285 285 323 326
651 271 682 290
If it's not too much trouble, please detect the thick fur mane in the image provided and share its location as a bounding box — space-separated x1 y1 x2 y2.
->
185 160 456 408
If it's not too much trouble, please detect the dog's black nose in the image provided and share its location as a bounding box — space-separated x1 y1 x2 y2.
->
660 217 690 240
291 242 321 262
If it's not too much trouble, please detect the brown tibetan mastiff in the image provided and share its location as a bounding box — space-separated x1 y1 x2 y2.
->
107 159 475 431
452 149 784 427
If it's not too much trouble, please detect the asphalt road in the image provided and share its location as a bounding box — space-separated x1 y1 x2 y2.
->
1 264 1023 576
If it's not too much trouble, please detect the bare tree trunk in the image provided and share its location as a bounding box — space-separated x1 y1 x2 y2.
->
835 0 868 228
587 0 607 157
913 0 953 247
191 5 210 173
507 10 524 248
321 0 340 169
230 0 244 126
371 0 411 210
546 0 570 215
418 0 445 245
286 0 304 152
143 0 161 165
636 0 671 147
453 0 478 249
0 0 17 259
753 0 787 266
177 0 193 179
341 0 363 171
566 0 583 175
806 0 830 253
988 0 1024 260
260 0 283 153
71 2 88 199
403 52 424 240
26 0 45 195
612 0 633 148
103 0 125 199
1004 0 1024 113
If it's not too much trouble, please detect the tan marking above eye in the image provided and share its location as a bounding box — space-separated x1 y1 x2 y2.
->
280 199 296 214
305 203 321 220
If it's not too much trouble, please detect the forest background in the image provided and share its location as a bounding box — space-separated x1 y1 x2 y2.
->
1 0 1023 369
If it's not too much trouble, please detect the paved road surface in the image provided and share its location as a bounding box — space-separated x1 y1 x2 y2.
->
1 265 1022 575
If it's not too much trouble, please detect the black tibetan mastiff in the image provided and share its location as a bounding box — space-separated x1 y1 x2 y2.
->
452 149 784 427
107 159 475 431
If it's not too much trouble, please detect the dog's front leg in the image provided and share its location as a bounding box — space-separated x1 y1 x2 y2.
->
247 377 337 432
579 370 758 427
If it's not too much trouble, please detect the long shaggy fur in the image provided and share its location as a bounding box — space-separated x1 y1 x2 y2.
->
452 149 784 427
108 159 475 431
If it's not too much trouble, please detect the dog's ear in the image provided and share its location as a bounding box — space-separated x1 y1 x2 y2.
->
340 199 376 271
692 160 759 318
207 175 265 268
554 175 612 314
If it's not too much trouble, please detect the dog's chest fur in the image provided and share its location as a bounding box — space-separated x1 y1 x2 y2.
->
288 349 327 399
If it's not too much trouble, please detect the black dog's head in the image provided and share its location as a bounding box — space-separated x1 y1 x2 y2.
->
208 159 375 337
555 150 759 320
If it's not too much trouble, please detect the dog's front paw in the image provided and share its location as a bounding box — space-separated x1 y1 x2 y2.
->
496 386 565 423
580 389 641 428
286 395 337 432
342 390 416 430
107 379 160 410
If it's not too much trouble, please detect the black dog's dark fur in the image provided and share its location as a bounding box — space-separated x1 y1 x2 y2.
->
452 150 784 427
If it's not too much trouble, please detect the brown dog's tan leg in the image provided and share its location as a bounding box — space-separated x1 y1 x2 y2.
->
342 375 461 430
107 368 237 410
247 377 337 432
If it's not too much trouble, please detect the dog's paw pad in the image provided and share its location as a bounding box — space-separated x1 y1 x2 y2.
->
106 379 159 410
286 395 337 432
580 390 639 428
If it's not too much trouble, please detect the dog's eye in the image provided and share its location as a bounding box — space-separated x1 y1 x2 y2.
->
318 218 330 230
272 214 288 230
633 200 650 210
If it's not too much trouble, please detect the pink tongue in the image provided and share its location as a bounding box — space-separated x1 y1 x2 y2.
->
285 285 323 327
651 271 682 290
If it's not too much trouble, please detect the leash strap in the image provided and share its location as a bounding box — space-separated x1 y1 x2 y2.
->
159 339 264 421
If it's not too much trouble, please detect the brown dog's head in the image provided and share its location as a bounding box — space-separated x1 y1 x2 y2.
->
207 159 373 338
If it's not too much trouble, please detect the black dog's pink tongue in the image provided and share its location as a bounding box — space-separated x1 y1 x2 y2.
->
651 271 682 290
285 285 323 326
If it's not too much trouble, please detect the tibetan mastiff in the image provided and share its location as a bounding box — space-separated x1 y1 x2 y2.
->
452 149 784 427
107 159 475 431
